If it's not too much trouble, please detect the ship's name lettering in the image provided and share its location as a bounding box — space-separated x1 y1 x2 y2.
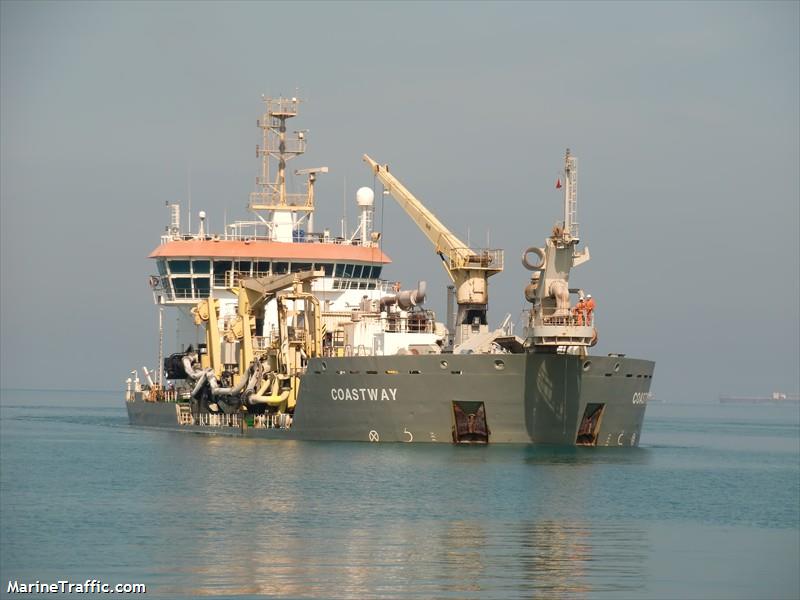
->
632 392 653 404
330 387 397 402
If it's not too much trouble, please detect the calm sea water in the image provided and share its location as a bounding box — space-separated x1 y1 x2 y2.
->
1 390 798 599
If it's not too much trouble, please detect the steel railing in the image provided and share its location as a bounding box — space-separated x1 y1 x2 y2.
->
449 248 504 271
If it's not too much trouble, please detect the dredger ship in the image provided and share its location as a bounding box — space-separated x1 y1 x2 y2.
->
125 96 654 445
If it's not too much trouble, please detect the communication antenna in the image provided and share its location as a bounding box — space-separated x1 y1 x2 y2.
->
169 202 181 238
341 175 347 238
563 148 579 241
187 165 192 235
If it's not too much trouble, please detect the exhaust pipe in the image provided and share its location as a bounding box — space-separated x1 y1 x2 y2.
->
380 281 427 311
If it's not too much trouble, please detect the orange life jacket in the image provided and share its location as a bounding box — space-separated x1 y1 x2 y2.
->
573 301 585 325
584 298 596 323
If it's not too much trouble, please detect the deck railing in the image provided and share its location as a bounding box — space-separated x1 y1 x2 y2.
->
162 229 380 247
192 413 242 428
523 308 596 328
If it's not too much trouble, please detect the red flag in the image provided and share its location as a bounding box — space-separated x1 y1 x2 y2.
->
555 178 562 189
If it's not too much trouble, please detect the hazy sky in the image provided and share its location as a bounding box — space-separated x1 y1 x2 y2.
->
1 1 798 402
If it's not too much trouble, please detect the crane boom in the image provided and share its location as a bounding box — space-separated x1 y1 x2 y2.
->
363 154 503 347
363 154 471 274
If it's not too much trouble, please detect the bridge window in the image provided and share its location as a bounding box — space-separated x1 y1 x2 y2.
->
156 259 167 276
335 263 345 277
213 261 232 287
195 278 210 297
352 265 363 279
254 261 271 276
236 261 252 276
273 262 288 275
292 262 312 273
168 260 191 274
343 264 354 278
193 260 210 274
315 263 334 276
173 277 192 298
372 266 382 279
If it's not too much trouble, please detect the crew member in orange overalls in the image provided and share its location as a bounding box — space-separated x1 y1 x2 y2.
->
584 294 596 325
573 297 586 326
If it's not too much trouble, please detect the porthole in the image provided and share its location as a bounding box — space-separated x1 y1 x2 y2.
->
440 360 448 369
494 359 505 370
321 361 327 371
614 362 621 373
582 361 592 372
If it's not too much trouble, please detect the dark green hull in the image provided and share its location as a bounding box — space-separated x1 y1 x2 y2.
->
126 353 654 446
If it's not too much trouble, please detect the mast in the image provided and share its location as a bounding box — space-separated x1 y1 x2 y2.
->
563 148 578 241
248 96 327 241
157 305 164 386
522 148 592 350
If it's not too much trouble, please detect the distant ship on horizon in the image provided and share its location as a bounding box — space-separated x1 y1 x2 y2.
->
719 392 799 405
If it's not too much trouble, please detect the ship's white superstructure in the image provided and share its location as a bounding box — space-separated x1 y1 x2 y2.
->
147 97 449 391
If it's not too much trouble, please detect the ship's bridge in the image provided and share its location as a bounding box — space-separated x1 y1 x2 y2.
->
149 238 391 304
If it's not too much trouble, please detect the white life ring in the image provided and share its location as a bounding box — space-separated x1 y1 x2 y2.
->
522 247 546 271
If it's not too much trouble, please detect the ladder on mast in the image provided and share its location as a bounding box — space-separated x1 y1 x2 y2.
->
564 149 579 241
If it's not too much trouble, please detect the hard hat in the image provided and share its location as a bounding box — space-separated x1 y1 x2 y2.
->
586 294 592 298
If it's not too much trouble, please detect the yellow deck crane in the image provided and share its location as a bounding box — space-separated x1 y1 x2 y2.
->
363 155 503 347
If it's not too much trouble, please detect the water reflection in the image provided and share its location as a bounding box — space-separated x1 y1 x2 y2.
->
153 519 649 598
134 437 654 597
523 445 653 466
152 490 648 598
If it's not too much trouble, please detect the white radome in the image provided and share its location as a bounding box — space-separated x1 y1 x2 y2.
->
356 187 375 207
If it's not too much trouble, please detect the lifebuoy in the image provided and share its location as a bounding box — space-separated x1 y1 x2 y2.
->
521 247 546 271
